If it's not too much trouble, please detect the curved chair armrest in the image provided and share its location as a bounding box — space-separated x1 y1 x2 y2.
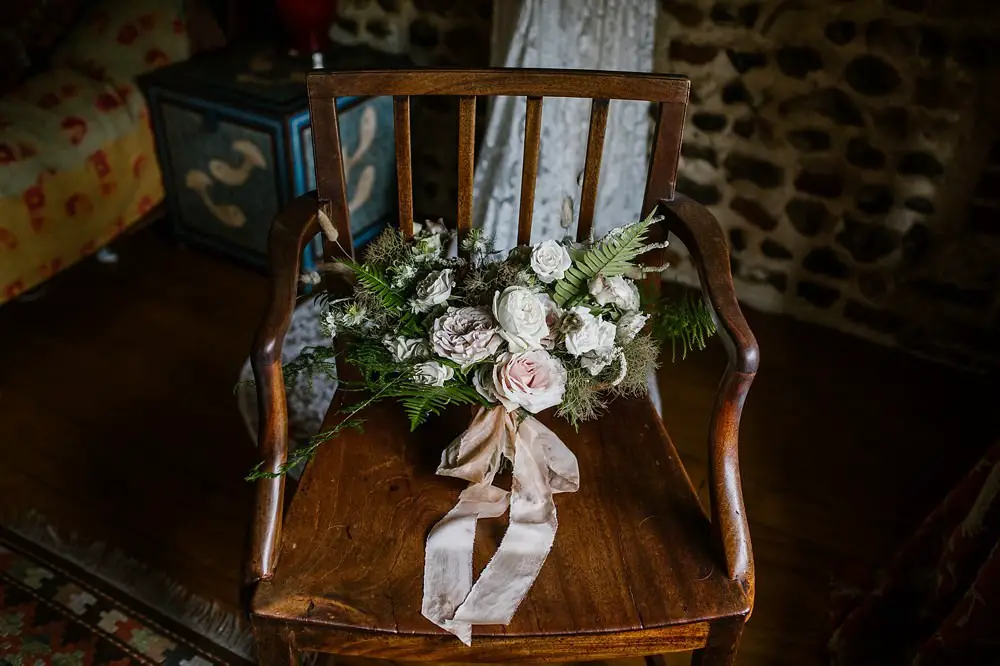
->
247 193 319 589
657 194 759 591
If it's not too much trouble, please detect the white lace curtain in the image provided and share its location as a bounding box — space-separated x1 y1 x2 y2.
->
473 0 656 250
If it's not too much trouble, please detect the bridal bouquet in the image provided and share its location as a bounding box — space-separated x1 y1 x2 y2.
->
319 214 669 432
248 213 715 643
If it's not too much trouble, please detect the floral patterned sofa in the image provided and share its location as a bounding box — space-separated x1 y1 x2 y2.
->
0 0 192 304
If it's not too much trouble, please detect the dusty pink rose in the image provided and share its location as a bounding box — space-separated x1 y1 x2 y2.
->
491 350 566 413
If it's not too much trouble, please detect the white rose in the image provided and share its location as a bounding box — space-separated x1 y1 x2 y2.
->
413 361 454 387
589 274 640 311
492 286 549 352
430 306 503 367
563 306 615 357
491 350 566 413
536 293 563 350
529 239 572 283
411 269 454 313
616 311 649 344
384 336 430 362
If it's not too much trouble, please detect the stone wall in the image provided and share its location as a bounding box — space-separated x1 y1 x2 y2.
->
654 0 1000 367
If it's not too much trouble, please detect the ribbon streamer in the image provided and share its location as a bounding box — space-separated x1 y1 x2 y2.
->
421 406 580 644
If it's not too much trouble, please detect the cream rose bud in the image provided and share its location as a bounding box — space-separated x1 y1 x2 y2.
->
491 350 567 413
430 306 503 367
384 335 430 362
411 269 454 312
563 306 616 357
414 218 447 236
412 360 454 387
529 239 572 283
589 274 640 311
492 286 549 352
473 365 500 404
615 311 649 344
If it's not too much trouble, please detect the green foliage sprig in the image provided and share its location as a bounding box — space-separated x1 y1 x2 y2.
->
553 210 657 306
651 291 717 361
341 258 405 309
281 345 338 391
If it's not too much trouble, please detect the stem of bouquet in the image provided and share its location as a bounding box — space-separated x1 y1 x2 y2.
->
245 376 404 480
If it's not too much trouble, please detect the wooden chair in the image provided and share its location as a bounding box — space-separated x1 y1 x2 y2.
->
247 69 759 666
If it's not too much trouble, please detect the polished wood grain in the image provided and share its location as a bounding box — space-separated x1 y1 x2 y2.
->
392 96 414 240
576 98 609 242
1 224 996 666
252 620 297 666
252 396 746 659
457 95 476 249
305 84 352 256
257 69 750 664
247 194 320 586
287 622 709 663
642 101 688 216
306 69 690 102
692 617 745 666
659 195 758 587
517 96 543 245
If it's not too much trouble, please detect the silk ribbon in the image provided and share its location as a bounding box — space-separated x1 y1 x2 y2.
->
421 405 580 644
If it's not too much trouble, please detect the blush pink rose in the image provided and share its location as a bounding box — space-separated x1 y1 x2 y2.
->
491 350 566 413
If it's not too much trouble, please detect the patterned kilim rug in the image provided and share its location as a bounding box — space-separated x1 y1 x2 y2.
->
0 525 253 666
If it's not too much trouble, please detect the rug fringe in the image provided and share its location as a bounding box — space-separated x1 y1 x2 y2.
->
6 513 255 660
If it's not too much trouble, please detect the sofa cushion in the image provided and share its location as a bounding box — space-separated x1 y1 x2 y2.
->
52 0 189 82
0 68 146 197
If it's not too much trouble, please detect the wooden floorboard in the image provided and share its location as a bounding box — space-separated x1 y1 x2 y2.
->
1 227 997 665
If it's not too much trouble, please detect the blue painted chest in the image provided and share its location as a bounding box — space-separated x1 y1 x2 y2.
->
140 44 406 269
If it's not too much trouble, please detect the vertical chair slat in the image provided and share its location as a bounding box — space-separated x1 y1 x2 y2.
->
393 96 414 240
640 99 689 295
641 100 687 217
577 98 610 242
306 92 352 258
457 96 476 250
518 96 543 245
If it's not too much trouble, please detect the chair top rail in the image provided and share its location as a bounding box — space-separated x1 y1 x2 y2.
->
307 68 690 102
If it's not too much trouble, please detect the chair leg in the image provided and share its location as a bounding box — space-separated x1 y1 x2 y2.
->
692 616 745 666
252 619 298 666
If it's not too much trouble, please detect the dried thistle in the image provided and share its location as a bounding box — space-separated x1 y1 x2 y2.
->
363 228 409 266
556 364 608 427
612 334 660 398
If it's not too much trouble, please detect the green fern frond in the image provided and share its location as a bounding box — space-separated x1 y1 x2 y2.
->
341 258 405 309
651 291 717 361
345 339 396 382
282 345 338 390
553 210 657 306
382 382 487 430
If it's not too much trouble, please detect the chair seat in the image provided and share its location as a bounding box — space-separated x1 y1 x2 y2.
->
252 395 749 661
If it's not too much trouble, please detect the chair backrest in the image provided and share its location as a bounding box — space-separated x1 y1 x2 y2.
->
305 68 690 254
